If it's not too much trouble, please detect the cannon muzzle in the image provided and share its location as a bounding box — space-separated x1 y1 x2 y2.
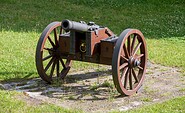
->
62 19 89 32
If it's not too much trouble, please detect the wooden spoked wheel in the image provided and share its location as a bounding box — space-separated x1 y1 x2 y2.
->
112 29 147 96
36 22 71 83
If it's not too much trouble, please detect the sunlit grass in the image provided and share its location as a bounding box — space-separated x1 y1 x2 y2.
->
127 96 185 113
0 30 38 81
0 30 100 82
0 90 81 113
112 96 185 113
147 37 185 73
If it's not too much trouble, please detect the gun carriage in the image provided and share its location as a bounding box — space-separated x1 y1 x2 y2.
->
36 20 147 95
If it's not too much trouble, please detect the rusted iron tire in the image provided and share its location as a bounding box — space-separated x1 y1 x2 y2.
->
112 29 147 95
36 22 71 83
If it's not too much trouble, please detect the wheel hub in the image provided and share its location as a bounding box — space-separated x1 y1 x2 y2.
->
128 57 140 68
48 47 61 57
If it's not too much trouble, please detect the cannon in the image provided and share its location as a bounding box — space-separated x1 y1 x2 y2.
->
35 19 147 96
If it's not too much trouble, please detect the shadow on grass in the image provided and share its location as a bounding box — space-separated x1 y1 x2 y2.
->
0 71 38 83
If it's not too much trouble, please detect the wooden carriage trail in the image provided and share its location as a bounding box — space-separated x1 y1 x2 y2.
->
1 62 185 112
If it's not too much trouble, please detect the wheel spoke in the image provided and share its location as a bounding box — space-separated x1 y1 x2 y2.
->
135 54 144 59
120 63 128 70
42 54 52 61
132 68 139 83
56 59 60 77
127 36 131 56
44 57 55 72
131 35 137 55
124 68 130 89
54 28 59 47
66 59 71 68
123 44 129 58
59 27 63 35
48 36 55 47
59 57 66 69
50 59 56 78
121 56 128 61
137 66 143 70
133 42 142 56
121 67 128 81
44 47 54 52
129 69 133 90
120 48 128 61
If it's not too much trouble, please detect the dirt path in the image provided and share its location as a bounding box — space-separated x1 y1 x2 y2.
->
1 62 185 112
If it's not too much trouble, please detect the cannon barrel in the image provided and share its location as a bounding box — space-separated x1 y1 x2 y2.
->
62 19 89 32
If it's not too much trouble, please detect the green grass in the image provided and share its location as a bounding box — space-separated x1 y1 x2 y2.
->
0 0 184 37
0 30 98 82
0 90 81 113
89 80 114 90
122 96 185 113
179 88 185 92
0 31 38 81
141 97 153 102
147 37 185 73
0 0 185 112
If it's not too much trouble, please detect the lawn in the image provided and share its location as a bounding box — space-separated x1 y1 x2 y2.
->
0 0 185 112
116 96 185 113
0 90 81 113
